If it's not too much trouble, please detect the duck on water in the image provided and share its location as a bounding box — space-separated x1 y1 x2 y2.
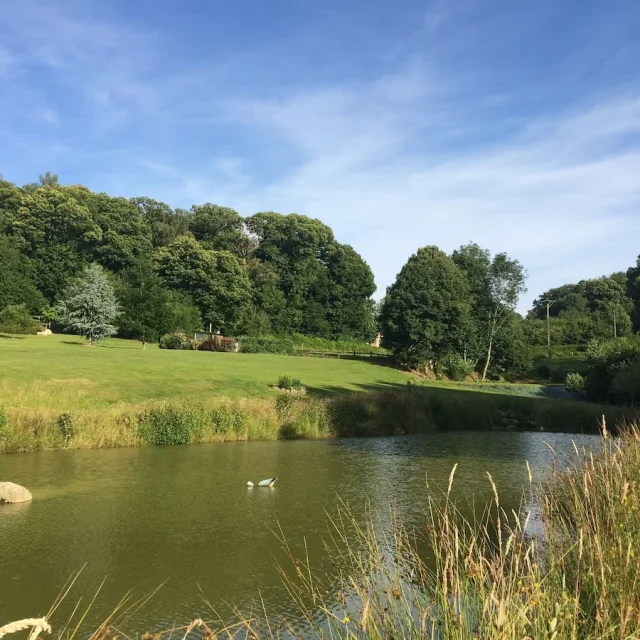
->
246 478 277 488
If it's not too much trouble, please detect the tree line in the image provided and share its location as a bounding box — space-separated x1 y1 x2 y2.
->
2 172 640 385
0 173 377 344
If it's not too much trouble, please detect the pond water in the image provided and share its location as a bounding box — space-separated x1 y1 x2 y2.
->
0 432 596 632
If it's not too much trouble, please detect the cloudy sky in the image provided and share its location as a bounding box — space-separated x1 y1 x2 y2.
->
1 0 639 311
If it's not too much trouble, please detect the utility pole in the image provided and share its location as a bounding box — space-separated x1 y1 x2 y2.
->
541 299 555 372
613 306 618 339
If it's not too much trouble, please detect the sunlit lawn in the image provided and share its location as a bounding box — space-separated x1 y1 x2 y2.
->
0 334 412 409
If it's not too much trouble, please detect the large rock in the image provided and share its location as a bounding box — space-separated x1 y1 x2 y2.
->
0 482 32 504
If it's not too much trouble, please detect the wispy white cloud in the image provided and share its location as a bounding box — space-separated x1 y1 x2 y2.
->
1 0 639 312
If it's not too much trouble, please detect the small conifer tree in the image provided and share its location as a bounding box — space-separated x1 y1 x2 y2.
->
57 264 119 345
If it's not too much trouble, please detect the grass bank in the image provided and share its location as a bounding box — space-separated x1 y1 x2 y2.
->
8 425 640 638
1 385 635 453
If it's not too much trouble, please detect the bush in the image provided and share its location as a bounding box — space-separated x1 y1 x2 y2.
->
56 413 74 441
158 333 190 350
565 372 585 393
277 375 303 391
197 337 237 352
138 405 206 445
439 354 474 381
0 304 39 335
238 336 295 355
0 407 11 443
584 336 640 403
197 338 218 351
211 405 247 436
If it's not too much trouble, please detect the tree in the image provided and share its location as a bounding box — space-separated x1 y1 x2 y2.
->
380 246 471 371
154 237 251 333
246 212 375 339
479 253 527 380
67 187 153 272
0 236 45 313
117 264 177 348
130 197 190 247
0 304 38 336
627 257 640 331
452 243 492 366
189 204 252 257
1 184 102 301
453 244 527 378
57 264 119 345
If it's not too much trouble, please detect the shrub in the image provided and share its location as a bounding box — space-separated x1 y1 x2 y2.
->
197 338 218 351
0 407 11 443
138 405 206 445
238 336 295 355
159 333 189 350
439 354 474 381
277 375 303 391
56 413 74 441
197 337 237 352
565 372 585 393
0 304 39 335
211 405 247 436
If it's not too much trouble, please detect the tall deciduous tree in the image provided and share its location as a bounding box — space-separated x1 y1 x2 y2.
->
154 237 251 333
380 246 471 371
189 204 253 257
57 264 119 345
0 236 45 313
1 184 102 301
480 253 527 380
130 197 189 247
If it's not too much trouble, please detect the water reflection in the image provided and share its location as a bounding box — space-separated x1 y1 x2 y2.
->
0 432 596 631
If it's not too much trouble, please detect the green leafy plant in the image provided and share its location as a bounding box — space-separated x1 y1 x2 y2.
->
277 375 303 391
0 304 39 335
565 372 586 393
138 405 206 445
158 333 189 350
0 407 11 443
56 413 75 441
211 405 247 435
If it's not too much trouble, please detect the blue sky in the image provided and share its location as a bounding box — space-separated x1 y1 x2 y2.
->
1 0 639 311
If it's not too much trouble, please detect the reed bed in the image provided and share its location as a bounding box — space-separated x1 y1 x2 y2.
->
0 387 636 453
5 423 640 639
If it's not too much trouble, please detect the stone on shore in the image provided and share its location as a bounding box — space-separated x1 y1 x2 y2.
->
0 482 32 504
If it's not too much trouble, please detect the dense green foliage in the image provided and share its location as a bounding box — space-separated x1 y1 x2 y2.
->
583 336 640 404
380 246 471 370
381 244 530 378
0 175 376 342
0 304 40 335
3 172 640 387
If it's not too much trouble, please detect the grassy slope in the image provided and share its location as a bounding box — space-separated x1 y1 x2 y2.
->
0 334 410 410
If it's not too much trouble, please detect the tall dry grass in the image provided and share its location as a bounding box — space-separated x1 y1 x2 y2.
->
0 385 636 453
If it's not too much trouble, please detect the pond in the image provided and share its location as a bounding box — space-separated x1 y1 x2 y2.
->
0 432 596 633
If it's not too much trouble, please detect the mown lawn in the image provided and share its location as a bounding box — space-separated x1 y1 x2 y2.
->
0 334 411 410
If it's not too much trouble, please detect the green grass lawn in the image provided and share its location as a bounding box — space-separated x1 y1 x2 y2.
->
0 334 411 410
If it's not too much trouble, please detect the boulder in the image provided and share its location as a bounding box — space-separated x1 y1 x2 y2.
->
0 482 32 504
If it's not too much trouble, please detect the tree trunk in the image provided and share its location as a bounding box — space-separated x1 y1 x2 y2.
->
481 336 493 381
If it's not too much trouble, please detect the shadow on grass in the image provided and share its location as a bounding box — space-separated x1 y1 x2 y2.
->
305 381 637 436
0 334 26 339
